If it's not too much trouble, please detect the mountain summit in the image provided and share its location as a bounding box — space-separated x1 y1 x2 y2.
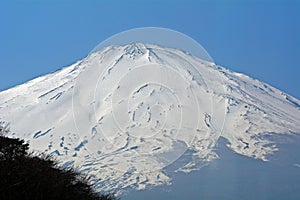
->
1 43 300 193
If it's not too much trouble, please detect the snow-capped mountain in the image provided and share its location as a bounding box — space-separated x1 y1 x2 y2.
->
0 43 300 193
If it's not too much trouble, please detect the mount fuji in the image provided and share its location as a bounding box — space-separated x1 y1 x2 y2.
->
1 43 300 194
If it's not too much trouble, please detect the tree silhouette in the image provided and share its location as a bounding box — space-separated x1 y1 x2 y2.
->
0 122 117 200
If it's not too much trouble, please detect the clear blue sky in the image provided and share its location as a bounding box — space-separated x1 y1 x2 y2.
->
1 0 299 99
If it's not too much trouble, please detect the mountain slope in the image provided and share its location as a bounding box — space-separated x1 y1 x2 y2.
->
0 43 299 192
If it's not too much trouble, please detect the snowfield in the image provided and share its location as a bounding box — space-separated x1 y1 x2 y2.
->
1 43 300 193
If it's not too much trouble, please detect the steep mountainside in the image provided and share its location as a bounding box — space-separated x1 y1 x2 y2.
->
1 43 299 192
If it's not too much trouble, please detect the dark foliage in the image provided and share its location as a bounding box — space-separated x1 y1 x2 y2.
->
0 123 117 200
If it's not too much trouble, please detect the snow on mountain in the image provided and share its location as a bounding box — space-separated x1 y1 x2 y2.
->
0 43 300 193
